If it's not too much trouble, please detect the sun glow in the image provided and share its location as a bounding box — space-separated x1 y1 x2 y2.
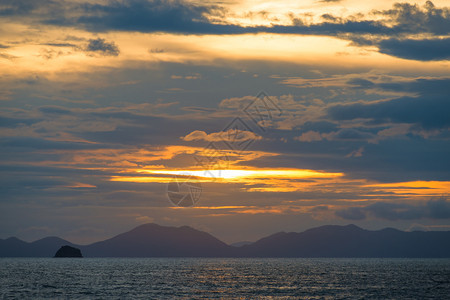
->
115 168 343 180
108 168 345 193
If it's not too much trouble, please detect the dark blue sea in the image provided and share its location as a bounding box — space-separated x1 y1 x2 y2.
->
1 258 449 299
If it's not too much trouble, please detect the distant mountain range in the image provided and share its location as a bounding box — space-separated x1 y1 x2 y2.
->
1 223 450 258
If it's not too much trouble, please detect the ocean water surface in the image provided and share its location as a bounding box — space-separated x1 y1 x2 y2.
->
1 258 449 299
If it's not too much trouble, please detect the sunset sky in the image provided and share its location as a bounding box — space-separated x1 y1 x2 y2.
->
1 0 449 244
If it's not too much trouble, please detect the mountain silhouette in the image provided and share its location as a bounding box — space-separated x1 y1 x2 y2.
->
238 224 450 257
82 223 231 257
1 223 449 257
0 236 76 257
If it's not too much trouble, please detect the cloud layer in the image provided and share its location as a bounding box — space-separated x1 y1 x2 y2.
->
1 0 449 243
1 1 449 61
336 198 450 221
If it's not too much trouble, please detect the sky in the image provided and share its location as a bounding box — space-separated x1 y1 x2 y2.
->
0 0 449 245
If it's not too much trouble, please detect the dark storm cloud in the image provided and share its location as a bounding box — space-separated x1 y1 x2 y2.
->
0 0 215 33
335 207 366 220
0 116 41 127
71 0 391 36
44 43 77 47
345 2 450 61
0 137 105 150
335 198 450 221
2 0 447 36
76 0 226 34
377 78 450 96
0 0 59 16
0 164 112 177
427 198 450 219
0 53 17 60
4 64 447 186
266 21 390 35
347 78 376 89
374 1 450 35
78 112 232 147
84 38 120 56
327 128 375 141
2 0 449 60
377 38 450 61
282 77 450 181
328 78 450 130
70 0 447 37
243 134 450 183
77 4 374 36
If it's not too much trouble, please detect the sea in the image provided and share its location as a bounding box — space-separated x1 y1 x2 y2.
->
1 258 449 299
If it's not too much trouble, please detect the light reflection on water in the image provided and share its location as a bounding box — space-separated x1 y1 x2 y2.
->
1 258 449 299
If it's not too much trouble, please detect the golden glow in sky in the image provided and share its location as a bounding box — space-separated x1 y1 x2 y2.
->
110 168 343 183
1 0 450 243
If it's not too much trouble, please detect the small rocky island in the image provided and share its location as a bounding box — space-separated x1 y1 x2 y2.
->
54 245 83 258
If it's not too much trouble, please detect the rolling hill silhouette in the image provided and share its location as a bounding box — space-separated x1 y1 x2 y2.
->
1 223 449 258
0 236 76 257
82 223 231 257
238 224 450 257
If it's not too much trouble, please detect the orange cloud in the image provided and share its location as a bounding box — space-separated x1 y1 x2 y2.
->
181 129 262 142
364 181 450 197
